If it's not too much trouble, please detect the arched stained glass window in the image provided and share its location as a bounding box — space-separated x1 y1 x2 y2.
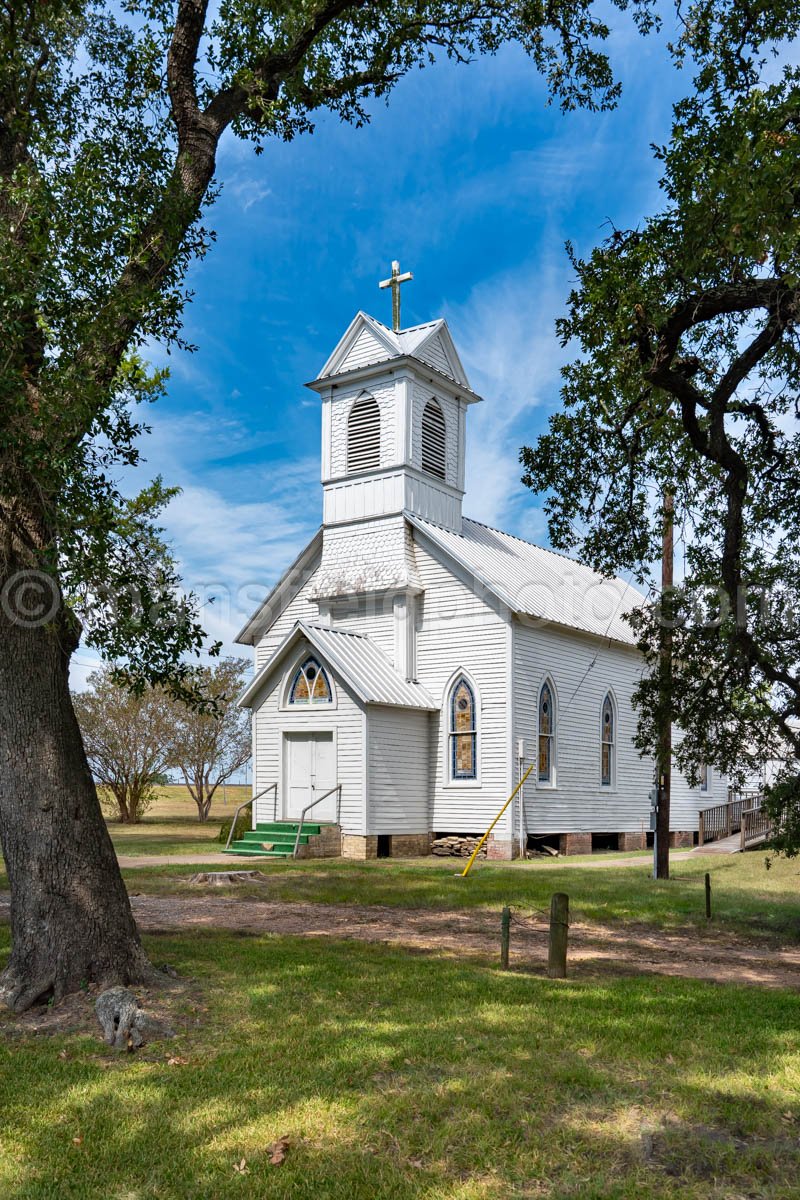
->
601 692 615 787
421 398 446 479
347 394 381 473
289 657 332 705
538 680 555 784
449 676 477 780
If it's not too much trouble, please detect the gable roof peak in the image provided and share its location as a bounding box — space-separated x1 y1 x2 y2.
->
313 309 471 389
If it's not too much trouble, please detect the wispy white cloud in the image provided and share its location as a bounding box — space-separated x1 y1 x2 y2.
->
449 250 569 537
228 176 272 211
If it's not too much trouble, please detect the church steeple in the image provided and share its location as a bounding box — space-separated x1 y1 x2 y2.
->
306 309 482 535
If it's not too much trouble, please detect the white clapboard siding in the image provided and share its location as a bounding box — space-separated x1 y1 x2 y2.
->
412 536 513 834
421 399 447 479
330 595 396 662
416 333 454 379
670 735 730 831
366 705 430 834
252 642 366 834
255 566 322 671
513 619 654 835
340 325 389 372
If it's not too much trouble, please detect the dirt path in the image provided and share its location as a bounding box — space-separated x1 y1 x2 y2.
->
3 887 791 987
121 894 798 989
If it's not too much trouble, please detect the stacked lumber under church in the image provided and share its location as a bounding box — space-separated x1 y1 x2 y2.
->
431 835 487 858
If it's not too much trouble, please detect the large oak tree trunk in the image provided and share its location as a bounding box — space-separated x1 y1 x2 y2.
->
0 580 150 1012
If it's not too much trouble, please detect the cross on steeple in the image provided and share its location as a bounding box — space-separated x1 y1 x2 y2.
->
379 260 413 332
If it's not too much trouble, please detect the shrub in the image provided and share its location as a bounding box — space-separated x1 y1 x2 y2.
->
219 811 251 844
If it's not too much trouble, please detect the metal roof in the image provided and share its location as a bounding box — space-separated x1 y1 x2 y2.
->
408 515 645 646
239 621 437 711
312 311 474 391
234 529 322 646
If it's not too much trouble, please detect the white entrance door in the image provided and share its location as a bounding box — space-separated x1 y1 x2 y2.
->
285 732 337 822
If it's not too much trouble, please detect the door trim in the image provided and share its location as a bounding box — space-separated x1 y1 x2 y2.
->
280 727 338 821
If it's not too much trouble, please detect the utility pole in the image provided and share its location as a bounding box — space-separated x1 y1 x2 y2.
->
655 489 674 880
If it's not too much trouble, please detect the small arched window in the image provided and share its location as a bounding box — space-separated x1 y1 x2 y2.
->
538 680 556 784
449 676 477 780
289 657 332 705
421 398 446 479
347 394 380 473
601 692 615 787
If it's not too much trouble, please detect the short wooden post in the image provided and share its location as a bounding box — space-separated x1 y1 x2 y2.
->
705 872 712 920
500 905 511 969
547 893 569 979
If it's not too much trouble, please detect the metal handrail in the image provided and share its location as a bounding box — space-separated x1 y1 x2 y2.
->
224 783 277 851
292 784 341 859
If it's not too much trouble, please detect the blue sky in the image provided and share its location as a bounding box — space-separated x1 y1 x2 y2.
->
72 17 688 685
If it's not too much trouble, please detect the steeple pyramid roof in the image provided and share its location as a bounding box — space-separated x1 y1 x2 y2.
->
312 311 476 394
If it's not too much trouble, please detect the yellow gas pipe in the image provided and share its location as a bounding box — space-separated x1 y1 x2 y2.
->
460 763 535 878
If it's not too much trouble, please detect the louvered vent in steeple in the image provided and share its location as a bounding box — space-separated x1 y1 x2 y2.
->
347 394 380 473
421 398 446 480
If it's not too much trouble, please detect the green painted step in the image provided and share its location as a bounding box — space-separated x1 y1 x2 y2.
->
252 821 323 836
225 846 290 858
222 819 329 858
237 831 309 845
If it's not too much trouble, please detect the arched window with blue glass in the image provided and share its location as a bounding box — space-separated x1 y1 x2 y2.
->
601 692 616 787
289 657 332 705
538 679 556 785
449 676 477 780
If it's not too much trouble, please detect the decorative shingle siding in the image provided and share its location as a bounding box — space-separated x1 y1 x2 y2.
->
313 515 421 599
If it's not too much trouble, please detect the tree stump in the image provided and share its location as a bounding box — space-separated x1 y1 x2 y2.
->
188 870 266 886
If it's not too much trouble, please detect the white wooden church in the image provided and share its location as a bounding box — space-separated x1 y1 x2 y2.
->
234 282 725 859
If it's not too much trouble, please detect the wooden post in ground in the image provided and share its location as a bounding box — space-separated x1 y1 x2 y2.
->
547 893 569 979
500 906 511 969
705 872 712 920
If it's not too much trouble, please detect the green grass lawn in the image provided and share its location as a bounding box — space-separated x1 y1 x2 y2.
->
0 925 798 1199
102 784 250 857
109 851 800 941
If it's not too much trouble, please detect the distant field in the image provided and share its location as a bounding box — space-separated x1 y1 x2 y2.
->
129 783 250 823
101 784 251 857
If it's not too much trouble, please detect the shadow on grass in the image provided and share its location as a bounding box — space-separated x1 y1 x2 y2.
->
0 925 799 1199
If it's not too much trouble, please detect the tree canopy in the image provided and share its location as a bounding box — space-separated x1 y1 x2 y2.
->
73 670 175 823
0 0 658 698
520 1 800 797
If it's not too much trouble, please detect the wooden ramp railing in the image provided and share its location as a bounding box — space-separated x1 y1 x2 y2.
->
740 804 773 850
698 789 764 847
